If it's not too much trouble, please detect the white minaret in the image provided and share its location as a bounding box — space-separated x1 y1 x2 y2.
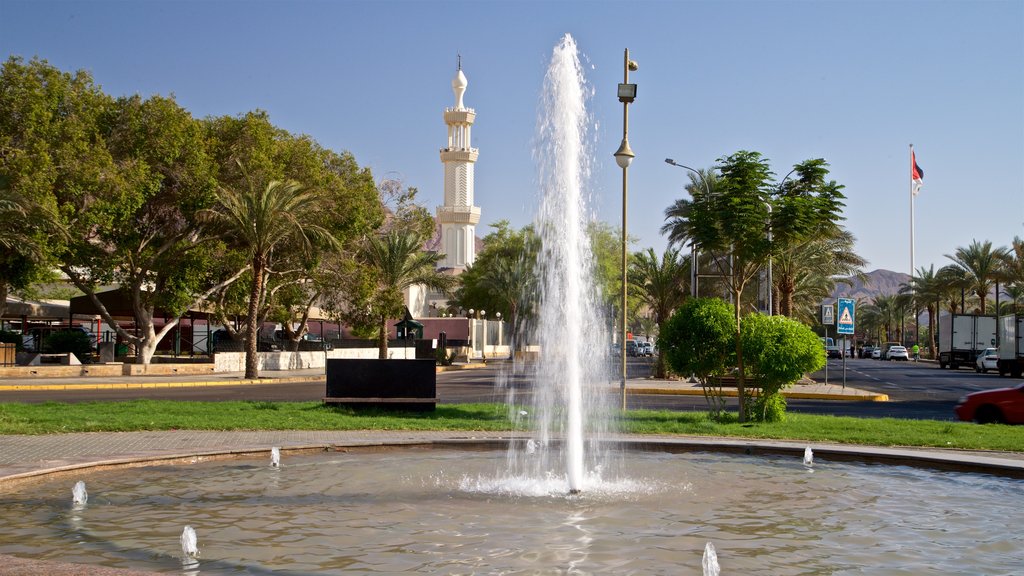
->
437 57 480 271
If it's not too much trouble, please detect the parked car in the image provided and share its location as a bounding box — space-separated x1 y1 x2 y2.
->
639 342 654 357
975 348 998 373
626 340 640 357
954 382 1024 424
871 348 882 359
886 345 909 361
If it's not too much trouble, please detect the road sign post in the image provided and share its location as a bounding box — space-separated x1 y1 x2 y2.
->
822 304 834 384
837 298 855 389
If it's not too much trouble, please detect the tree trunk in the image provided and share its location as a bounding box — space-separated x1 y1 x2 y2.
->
137 323 159 365
928 304 937 359
378 313 388 359
733 287 747 423
0 280 8 320
244 258 265 379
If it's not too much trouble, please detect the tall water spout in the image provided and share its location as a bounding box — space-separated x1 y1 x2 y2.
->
271 447 281 468
530 33 612 494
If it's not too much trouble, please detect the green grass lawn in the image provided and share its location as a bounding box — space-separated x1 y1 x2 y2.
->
1 400 1022 452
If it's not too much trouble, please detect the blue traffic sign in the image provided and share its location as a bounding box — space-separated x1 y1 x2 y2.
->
837 298 855 335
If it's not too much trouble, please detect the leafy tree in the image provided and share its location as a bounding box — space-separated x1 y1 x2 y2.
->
661 152 852 421
354 231 456 358
740 313 825 422
452 221 540 352
628 246 688 377
0 57 107 319
660 298 736 420
944 240 1010 315
204 111 383 347
588 221 640 339
205 177 339 378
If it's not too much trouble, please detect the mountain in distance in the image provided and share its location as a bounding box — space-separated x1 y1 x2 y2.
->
831 269 911 302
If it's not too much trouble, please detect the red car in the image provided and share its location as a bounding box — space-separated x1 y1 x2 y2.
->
954 383 1024 424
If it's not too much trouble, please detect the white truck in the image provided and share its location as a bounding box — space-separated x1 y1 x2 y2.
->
996 314 1024 378
938 313 996 370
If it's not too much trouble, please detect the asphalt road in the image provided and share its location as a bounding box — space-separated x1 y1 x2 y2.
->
2 357 1020 421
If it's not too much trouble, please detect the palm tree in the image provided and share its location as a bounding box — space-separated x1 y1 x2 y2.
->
997 237 1024 313
773 229 866 318
628 247 689 377
936 264 972 313
359 231 456 359
944 240 1010 315
479 251 538 355
206 178 337 378
901 265 942 359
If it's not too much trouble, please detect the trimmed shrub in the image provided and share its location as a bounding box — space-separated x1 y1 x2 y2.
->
740 313 826 422
42 330 94 363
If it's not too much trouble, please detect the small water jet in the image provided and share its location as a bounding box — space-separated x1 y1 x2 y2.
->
71 480 87 507
270 447 281 468
180 525 198 561
803 446 814 467
702 542 720 576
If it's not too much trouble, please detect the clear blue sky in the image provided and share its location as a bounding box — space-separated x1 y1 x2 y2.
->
3 0 1022 277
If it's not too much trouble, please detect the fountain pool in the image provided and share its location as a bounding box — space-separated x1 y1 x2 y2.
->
1 445 1021 574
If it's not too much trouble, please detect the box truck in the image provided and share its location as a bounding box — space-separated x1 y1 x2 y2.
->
937 313 996 370
997 314 1024 377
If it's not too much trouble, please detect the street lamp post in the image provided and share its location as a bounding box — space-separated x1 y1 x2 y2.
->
664 159 711 299
614 48 638 411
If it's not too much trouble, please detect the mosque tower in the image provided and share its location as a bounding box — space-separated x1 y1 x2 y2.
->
436 57 480 272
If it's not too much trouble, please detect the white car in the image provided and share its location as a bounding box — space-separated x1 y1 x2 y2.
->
886 345 909 361
871 348 882 360
975 348 998 373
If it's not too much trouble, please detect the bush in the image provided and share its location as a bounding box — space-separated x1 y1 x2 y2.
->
660 298 736 419
0 330 21 351
740 313 825 422
42 330 94 363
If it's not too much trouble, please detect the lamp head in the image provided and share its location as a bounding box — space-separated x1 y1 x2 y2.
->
614 138 635 169
627 60 638 72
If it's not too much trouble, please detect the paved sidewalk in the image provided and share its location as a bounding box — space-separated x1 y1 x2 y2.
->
0 365 889 401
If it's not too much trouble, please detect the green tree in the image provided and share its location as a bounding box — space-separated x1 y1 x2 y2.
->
660 297 736 421
944 240 1010 315
662 151 774 421
204 111 383 346
740 313 825 422
902 265 942 358
355 231 456 359
770 159 858 317
628 246 688 377
0 57 108 319
205 177 339 378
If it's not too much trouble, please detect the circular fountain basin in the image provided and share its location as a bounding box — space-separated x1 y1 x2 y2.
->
1 445 1021 574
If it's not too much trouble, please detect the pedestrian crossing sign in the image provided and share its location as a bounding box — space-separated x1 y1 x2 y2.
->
821 304 834 325
837 298 855 335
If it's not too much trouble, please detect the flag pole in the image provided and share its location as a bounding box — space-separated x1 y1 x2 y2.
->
910 143 915 278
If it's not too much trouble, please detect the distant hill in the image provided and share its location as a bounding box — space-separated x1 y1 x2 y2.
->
831 269 911 302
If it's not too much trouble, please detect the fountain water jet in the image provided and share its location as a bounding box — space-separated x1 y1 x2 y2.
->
506 33 613 495
180 525 198 561
270 447 281 468
71 480 87 507
702 542 720 576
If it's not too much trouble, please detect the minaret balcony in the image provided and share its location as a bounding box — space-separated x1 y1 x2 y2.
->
436 205 481 225
440 148 479 162
444 109 476 123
